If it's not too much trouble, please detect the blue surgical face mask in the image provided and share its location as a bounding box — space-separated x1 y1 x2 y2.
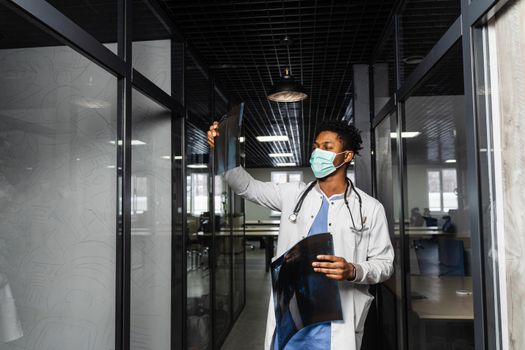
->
309 148 348 178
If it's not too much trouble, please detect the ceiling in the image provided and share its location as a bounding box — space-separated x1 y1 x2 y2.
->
161 0 396 167
0 0 464 168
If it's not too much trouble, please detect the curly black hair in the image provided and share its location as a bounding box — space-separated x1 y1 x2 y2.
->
314 121 363 155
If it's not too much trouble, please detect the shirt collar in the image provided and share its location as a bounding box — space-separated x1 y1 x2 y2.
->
313 181 357 201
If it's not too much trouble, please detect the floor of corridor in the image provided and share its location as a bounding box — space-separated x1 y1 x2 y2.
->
221 243 271 350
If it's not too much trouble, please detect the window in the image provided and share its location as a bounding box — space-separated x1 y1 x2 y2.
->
270 171 303 216
214 176 225 214
131 175 148 215
188 173 209 216
427 168 458 212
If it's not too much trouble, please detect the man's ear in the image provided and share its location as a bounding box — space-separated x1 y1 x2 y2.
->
344 151 354 163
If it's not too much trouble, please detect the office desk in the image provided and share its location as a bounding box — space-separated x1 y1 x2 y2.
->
411 276 473 320
410 276 473 349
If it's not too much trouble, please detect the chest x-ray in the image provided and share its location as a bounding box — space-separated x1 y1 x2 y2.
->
271 233 343 350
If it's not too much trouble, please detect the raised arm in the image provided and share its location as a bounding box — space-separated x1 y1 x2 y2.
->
224 166 283 212
208 122 284 211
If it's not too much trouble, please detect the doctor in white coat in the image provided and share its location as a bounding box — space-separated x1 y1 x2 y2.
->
208 120 394 350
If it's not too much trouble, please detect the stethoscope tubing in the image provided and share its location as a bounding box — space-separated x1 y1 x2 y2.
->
289 178 365 233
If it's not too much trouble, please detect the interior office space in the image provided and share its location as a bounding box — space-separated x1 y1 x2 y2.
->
0 0 523 349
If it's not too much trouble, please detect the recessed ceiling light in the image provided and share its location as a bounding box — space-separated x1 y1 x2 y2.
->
256 135 289 142
445 159 457 163
74 97 110 109
188 164 207 169
276 162 296 167
390 132 420 139
162 155 183 160
269 152 293 158
403 56 424 65
109 140 146 146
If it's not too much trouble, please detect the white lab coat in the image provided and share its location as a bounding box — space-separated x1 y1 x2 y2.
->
225 166 394 350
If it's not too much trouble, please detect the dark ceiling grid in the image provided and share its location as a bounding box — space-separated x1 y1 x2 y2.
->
304 1 318 165
161 0 396 167
322 2 357 125
191 0 278 163
310 0 334 155
229 0 301 164
259 0 301 165
224 1 291 163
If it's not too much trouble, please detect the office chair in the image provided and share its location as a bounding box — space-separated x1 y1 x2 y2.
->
438 239 465 276
414 238 440 275
414 238 465 276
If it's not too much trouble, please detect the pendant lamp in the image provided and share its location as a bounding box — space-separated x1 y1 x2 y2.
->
267 67 308 103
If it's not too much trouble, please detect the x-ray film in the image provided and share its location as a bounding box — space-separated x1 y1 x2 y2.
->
270 233 343 350
215 103 244 175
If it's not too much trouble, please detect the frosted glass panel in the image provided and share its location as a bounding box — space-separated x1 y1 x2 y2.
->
132 0 171 95
130 90 172 349
0 19 117 350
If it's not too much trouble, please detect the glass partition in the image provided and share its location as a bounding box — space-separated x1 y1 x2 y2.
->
130 89 172 349
402 41 474 350
132 0 171 94
373 26 396 114
0 5 117 348
213 174 232 347
186 122 212 350
231 188 245 319
375 111 403 349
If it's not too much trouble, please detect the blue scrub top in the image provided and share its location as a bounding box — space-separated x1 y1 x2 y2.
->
274 193 344 350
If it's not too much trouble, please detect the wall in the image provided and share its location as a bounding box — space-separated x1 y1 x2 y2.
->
492 2 525 347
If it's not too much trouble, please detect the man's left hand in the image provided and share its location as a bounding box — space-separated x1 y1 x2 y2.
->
312 255 355 281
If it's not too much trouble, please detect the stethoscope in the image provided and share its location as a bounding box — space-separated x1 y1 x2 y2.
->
288 177 367 234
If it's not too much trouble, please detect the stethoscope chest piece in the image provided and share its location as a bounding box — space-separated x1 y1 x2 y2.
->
288 213 298 222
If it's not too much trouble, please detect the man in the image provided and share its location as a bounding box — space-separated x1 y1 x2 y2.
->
208 120 394 350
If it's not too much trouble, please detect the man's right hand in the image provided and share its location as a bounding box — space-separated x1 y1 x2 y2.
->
207 121 220 148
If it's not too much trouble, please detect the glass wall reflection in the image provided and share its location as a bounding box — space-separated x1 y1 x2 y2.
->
130 89 172 349
375 111 404 349
231 188 245 319
132 0 171 95
0 5 117 349
185 50 213 350
213 174 231 347
402 41 474 350
373 26 396 115
399 0 461 84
